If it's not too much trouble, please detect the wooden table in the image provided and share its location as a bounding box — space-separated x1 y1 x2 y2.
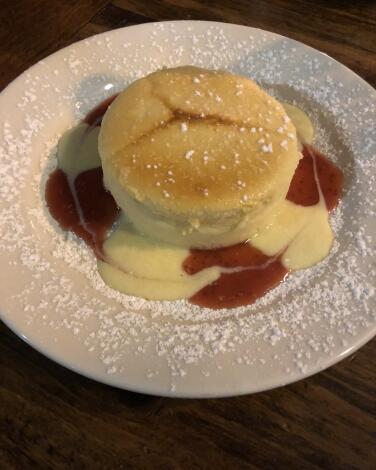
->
1 1 375 468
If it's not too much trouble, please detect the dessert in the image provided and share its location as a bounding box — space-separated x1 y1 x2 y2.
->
99 66 301 248
46 66 343 309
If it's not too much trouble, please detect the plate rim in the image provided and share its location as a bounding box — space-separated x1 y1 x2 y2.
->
0 19 375 398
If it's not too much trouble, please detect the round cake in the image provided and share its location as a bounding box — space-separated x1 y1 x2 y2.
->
99 66 301 248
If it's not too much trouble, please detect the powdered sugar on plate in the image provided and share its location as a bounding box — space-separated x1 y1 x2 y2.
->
0 21 375 397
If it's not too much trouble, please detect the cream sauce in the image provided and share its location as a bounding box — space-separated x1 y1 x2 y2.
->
247 106 332 270
283 102 314 145
56 104 333 301
98 216 220 300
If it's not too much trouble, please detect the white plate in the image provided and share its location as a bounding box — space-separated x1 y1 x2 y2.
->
0 21 375 398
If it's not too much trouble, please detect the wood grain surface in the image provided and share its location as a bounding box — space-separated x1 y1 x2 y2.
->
1 1 376 468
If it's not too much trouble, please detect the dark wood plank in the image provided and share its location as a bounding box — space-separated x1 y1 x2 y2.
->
113 0 376 86
0 1 376 469
0 0 110 90
73 3 154 42
1 322 375 469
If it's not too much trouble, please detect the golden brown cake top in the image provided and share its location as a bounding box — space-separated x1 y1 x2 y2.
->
99 66 300 222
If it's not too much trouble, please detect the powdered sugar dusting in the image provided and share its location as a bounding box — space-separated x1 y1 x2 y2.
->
0 21 375 396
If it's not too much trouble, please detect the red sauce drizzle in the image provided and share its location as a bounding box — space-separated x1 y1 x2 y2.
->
46 96 119 257
185 146 344 309
45 168 119 258
45 95 344 310
184 243 287 309
83 94 119 127
287 145 344 211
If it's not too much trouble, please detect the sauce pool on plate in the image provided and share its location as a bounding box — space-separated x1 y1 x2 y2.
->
45 96 344 309
45 168 119 258
184 146 343 308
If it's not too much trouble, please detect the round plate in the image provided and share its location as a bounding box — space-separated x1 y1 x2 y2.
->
0 21 375 398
